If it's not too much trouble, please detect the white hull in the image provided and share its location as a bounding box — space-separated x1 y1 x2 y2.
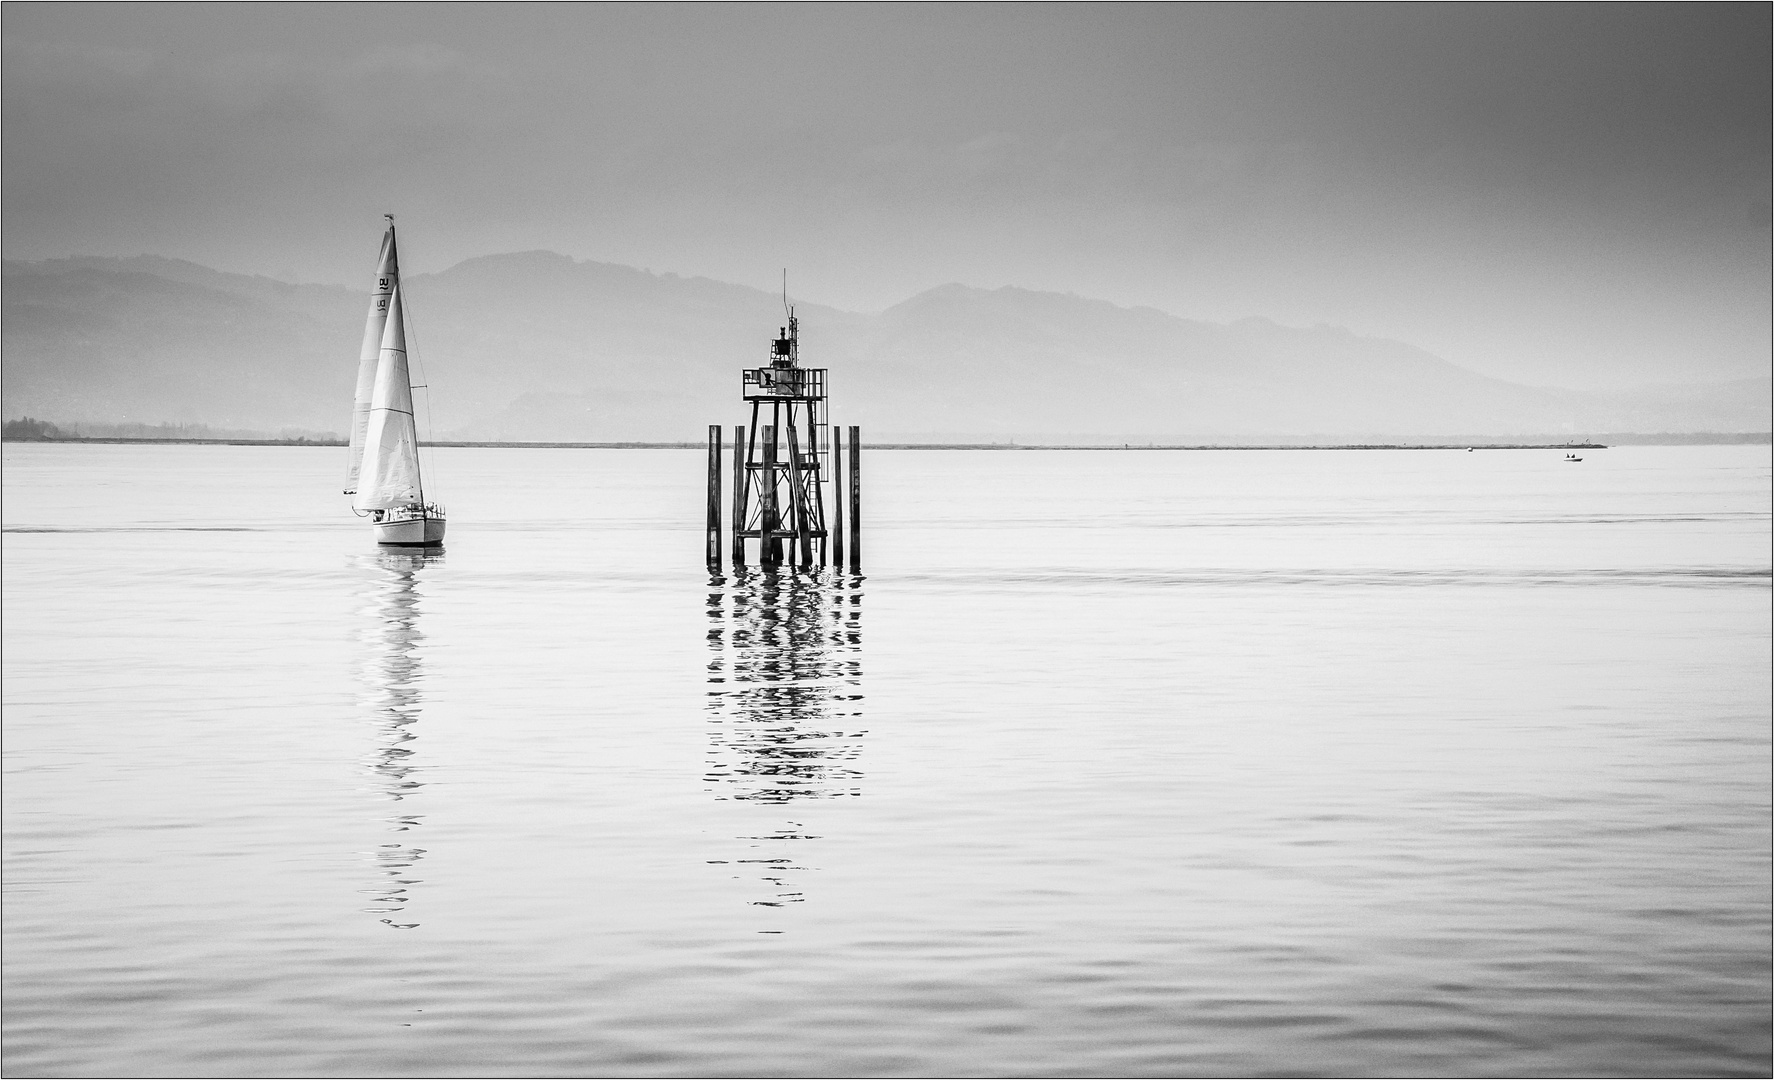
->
374 513 446 547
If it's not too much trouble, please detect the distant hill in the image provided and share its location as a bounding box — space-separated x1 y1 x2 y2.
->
4 253 1767 442
1 256 360 434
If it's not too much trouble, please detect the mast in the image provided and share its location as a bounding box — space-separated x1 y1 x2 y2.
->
402 278 428 514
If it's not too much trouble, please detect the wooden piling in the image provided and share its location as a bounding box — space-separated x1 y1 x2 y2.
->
730 425 744 568
761 424 780 566
706 424 721 569
847 425 861 571
786 422 811 568
829 433 844 568
807 401 824 567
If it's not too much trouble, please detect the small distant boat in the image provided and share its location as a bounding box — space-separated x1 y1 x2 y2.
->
1565 452 1583 462
344 216 445 547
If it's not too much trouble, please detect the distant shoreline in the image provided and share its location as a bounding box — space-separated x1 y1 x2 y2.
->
10 437 1768 450
6 434 1773 450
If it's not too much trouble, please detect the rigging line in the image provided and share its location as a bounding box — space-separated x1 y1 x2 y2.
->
399 272 442 499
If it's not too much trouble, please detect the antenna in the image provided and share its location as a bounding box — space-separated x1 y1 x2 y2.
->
782 268 791 319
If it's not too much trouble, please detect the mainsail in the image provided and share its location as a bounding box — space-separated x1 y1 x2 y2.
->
345 222 400 493
352 282 424 512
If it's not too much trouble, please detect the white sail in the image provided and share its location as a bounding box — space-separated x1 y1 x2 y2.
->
352 283 424 511
345 223 400 493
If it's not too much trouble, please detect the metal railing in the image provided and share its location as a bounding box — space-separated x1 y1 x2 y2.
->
742 366 826 401
378 502 445 522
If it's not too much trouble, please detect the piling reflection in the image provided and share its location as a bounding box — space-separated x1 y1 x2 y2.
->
705 567 864 908
356 549 440 928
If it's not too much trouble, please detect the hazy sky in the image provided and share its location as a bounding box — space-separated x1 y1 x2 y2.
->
4 3 1769 389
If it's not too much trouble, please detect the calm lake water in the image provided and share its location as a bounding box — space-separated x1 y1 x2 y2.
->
3 442 1769 1078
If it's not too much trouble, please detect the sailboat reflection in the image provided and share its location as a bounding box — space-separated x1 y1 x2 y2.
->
357 549 440 928
705 567 864 908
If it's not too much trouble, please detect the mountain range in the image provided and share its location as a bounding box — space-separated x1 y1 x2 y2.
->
3 252 1766 442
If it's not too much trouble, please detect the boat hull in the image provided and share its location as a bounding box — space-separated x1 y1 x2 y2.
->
374 514 446 547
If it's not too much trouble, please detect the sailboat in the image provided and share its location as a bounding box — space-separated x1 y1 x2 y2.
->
345 215 446 547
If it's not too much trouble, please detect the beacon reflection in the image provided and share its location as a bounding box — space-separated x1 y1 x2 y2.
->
706 567 864 801
705 568 864 907
358 550 438 928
